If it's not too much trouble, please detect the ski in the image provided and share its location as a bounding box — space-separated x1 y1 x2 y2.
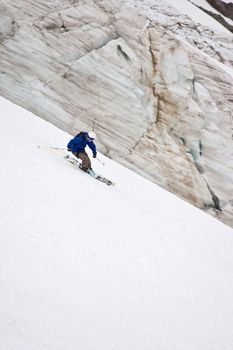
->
64 154 115 186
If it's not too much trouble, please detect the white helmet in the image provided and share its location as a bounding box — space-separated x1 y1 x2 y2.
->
88 131 96 140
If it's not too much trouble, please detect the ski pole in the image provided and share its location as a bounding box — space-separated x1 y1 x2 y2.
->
49 146 67 150
49 146 105 165
96 157 105 166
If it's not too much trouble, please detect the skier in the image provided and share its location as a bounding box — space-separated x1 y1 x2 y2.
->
67 131 97 172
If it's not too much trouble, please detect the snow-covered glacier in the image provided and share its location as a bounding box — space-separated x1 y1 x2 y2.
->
0 0 232 226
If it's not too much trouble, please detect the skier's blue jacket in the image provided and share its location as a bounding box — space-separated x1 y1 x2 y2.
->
67 132 97 156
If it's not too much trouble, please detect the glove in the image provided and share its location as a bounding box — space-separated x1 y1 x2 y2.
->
93 153 97 158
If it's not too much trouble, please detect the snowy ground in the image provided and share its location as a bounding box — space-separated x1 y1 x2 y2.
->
0 96 233 350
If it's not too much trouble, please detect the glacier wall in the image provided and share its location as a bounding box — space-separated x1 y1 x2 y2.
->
0 0 232 226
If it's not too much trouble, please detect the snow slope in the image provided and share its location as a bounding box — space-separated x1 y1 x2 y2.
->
191 0 233 26
0 96 233 350
126 0 233 35
165 0 232 34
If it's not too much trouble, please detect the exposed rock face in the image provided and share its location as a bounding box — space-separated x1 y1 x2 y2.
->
0 0 232 226
206 0 233 21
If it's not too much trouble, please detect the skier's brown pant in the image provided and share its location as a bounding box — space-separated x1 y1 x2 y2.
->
74 151 91 171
